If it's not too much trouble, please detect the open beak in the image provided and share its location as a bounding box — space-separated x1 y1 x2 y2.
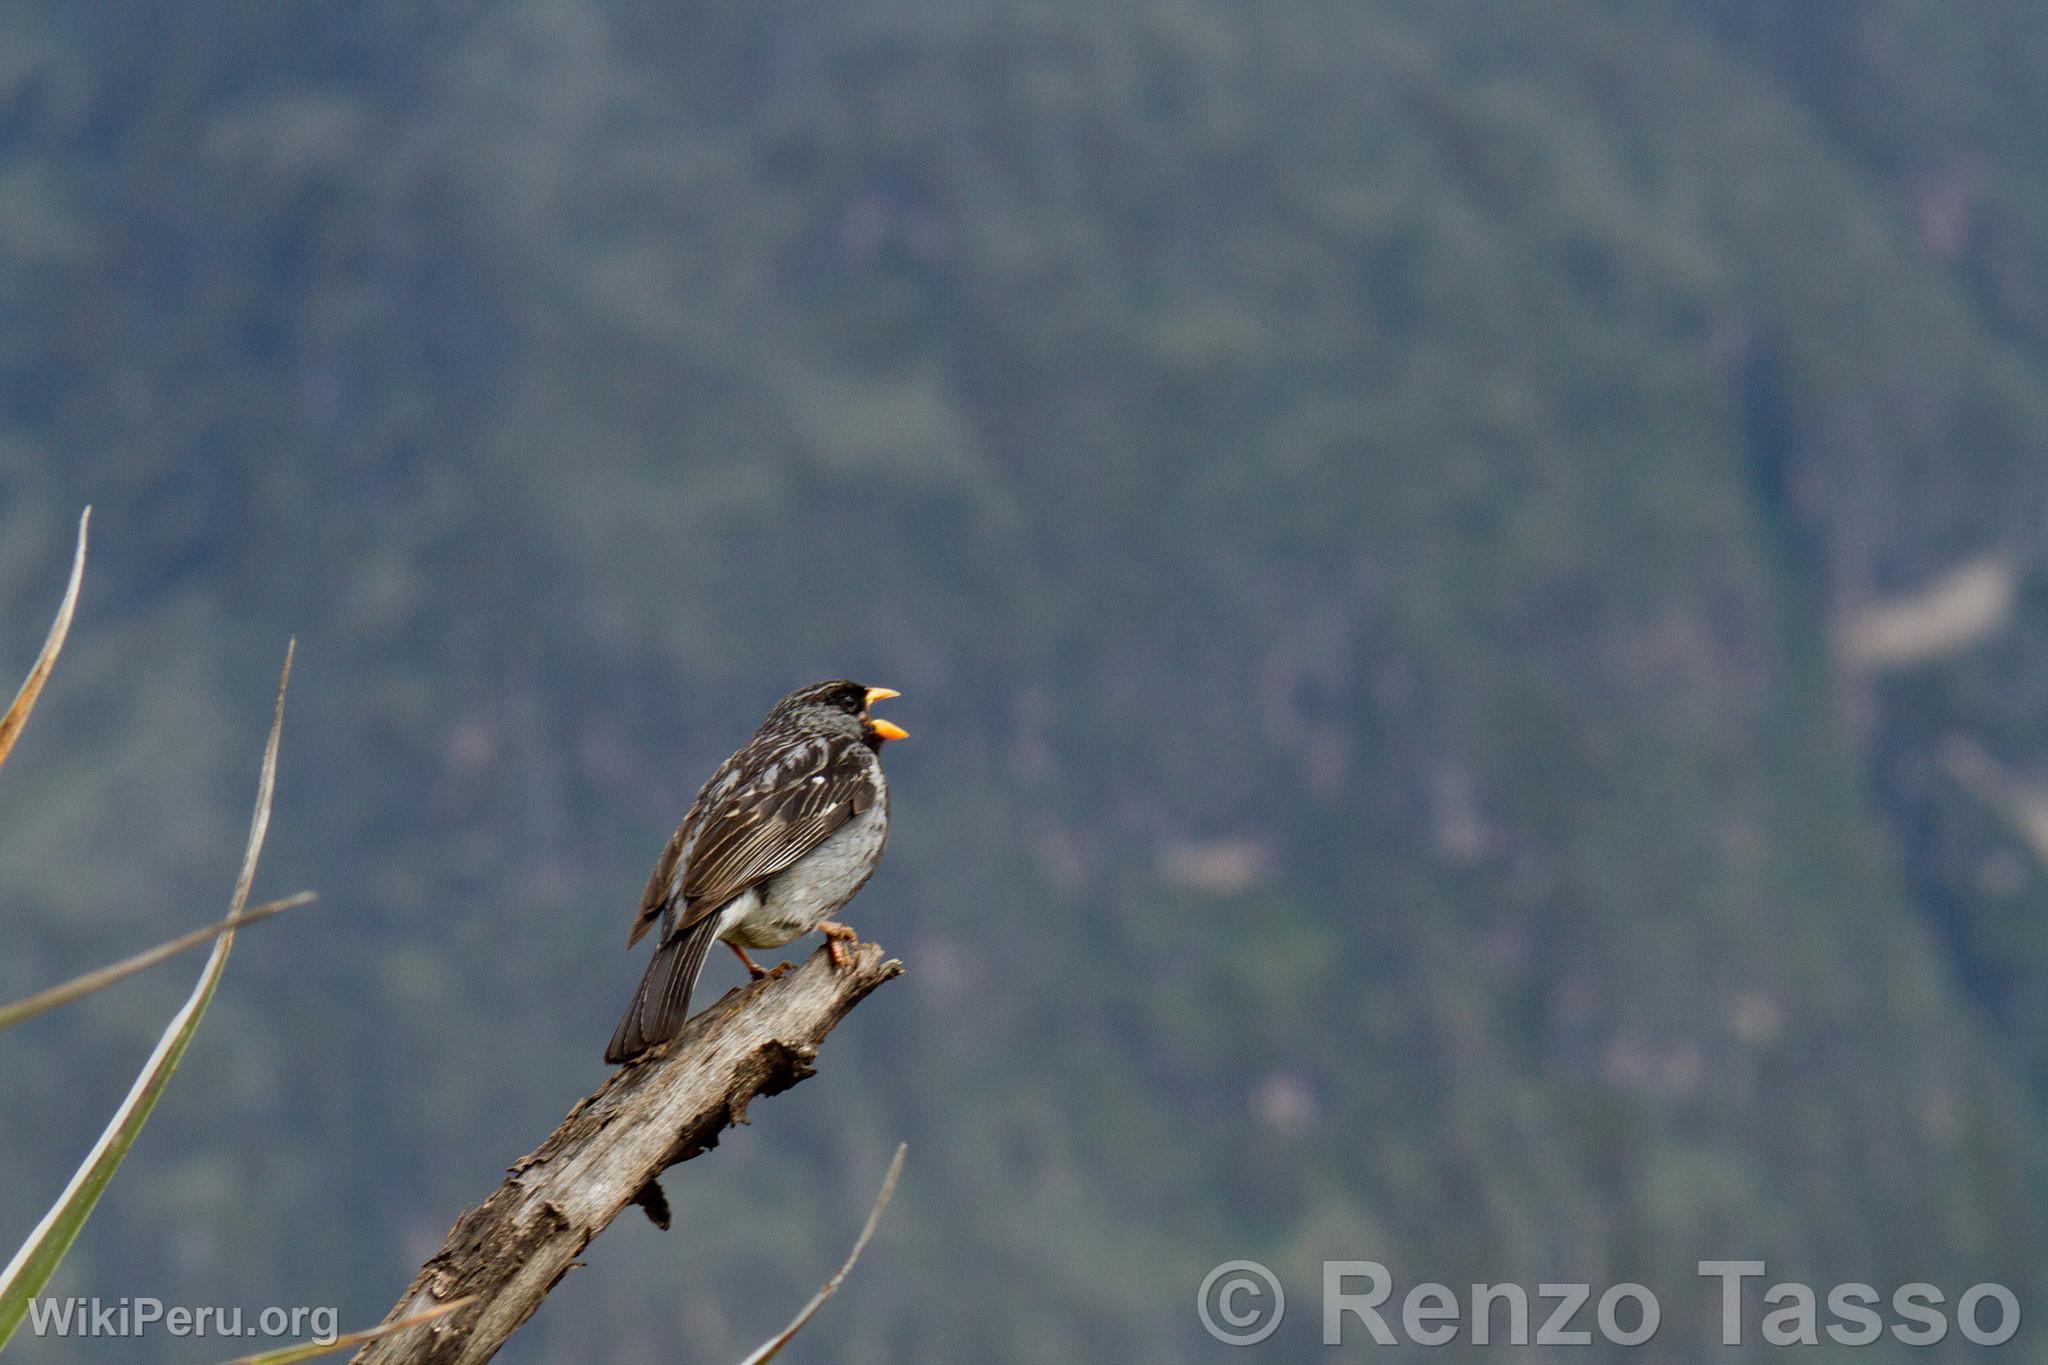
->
863 687 907 742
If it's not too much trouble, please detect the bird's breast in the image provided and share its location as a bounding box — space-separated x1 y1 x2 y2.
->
719 796 889 949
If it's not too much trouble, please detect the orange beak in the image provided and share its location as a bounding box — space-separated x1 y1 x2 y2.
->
863 687 907 741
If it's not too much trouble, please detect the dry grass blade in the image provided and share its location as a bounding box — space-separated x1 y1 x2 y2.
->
0 891 318 1033
0 506 89 775
0 642 295 1350
212 1298 475 1365
734 1143 907 1365
230 638 294 923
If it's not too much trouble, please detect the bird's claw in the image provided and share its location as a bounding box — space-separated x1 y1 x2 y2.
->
820 920 857 968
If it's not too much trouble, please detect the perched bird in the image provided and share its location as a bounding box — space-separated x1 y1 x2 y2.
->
605 680 908 1064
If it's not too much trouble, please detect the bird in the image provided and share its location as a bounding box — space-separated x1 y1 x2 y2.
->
604 680 908 1064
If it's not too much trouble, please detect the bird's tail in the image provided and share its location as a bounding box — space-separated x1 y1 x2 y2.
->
605 912 720 1064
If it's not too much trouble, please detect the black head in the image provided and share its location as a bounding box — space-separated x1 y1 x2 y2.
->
765 679 908 745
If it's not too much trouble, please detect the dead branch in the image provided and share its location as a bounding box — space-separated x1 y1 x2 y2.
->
349 940 903 1365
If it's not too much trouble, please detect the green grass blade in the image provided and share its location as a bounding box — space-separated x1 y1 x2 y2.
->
0 642 292 1351
207 1297 473 1365
0 508 88 777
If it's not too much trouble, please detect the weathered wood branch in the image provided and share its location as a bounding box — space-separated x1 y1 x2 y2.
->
349 939 903 1365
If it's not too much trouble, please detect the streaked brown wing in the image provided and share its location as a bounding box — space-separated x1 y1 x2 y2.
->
626 815 691 947
675 732 877 929
627 750 745 946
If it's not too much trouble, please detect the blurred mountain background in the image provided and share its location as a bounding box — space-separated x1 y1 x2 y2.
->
5 1 2048 1360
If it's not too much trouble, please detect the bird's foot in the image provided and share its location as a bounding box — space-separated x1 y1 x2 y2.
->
728 942 770 979
819 920 857 968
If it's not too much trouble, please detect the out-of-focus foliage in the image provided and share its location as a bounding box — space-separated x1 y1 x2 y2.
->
4 2 2048 1361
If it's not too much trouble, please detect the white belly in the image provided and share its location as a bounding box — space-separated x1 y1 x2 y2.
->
715 797 889 949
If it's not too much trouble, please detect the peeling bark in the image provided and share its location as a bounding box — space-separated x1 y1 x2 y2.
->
349 940 902 1365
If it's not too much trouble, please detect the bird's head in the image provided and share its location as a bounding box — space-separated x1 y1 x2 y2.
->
770 679 909 746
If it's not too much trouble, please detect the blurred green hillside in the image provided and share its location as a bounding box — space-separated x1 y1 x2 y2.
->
5 1 2048 1360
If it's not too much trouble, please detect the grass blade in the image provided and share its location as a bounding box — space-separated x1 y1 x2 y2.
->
208 1297 474 1365
0 642 293 1350
0 892 317 1033
734 1143 906 1365
0 507 88 776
